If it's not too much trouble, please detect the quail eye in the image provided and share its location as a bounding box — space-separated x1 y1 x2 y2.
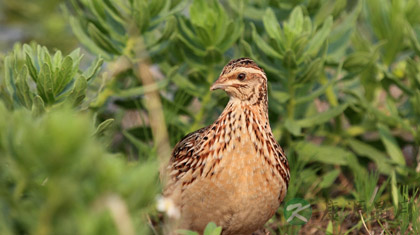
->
237 73 246 81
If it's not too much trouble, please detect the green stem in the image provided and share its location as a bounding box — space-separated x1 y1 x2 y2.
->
286 69 296 118
127 36 171 183
286 69 296 120
285 69 296 145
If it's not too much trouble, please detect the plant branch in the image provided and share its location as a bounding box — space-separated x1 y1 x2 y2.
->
131 38 171 185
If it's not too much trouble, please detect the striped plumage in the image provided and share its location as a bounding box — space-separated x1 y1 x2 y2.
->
164 58 290 234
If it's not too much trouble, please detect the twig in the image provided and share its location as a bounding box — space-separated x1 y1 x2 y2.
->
132 37 171 185
103 194 135 235
369 186 379 205
359 210 371 235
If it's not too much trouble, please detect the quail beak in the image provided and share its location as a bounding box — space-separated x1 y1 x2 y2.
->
210 76 228 91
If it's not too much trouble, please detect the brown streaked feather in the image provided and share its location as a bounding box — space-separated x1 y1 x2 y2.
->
167 126 210 180
164 58 289 234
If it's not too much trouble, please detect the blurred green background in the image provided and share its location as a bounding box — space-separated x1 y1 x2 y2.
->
1 0 420 234
0 0 77 52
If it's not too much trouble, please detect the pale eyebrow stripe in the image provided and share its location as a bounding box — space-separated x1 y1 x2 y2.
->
228 67 266 77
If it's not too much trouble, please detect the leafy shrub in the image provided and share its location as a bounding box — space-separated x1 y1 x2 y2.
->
1 0 420 234
0 103 158 235
1 44 102 111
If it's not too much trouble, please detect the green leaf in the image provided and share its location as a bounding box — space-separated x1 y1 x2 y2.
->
68 48 83 70
295 78 335 105
326 220 333 235
327 0 362 60
159 15 177 42
409 26 420 56
115 78 170 98
306 16 333 56
189 0 208 27
343 51 373 72
284 118 301 136
297 57 323 83
38 63 55 104
319 169 340 188
203 222 222 235
0 85 14 110
377 124 406 166
177 16 199 44
288 6 304 33
36 44 44 67
391 170 399 209
87 0 125 44
133 0 150 33
270 90 290 103
52 50 63 71
3 55 15 94
294 141 353 165
101 1 126 35
240 40 286 78
251 24 283 59
25 53 38 82
69 16 112 60
382 71 414 96
15 65 33 109
194 24 213 47
122 130 154 156
94 118 114 137
67 76 87 107
148 0 165 17
42 46 53 69
87 23 122 55
295 104 347 128
346 138 393 174
218 21 243 52
349 90 409 129
31 95 45 117
54 56 74 96
263 8 281 40
177 18 207 56
83 57 103 81
212 0 229 44
283 50 297 69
